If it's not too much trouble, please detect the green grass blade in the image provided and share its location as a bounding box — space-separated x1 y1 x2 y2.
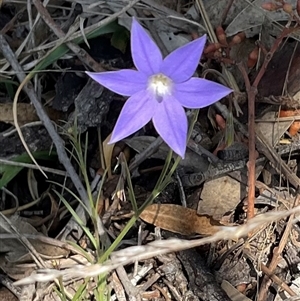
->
66 240 94 263
52 190 98 250
72 280 88 301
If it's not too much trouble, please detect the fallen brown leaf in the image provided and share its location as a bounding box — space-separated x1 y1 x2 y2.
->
140 204 223 236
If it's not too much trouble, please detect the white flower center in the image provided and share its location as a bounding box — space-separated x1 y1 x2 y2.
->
148 73 173 102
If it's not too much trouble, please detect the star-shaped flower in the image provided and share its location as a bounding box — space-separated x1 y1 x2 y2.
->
86 18 232 158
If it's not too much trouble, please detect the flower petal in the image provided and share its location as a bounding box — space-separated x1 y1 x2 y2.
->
160 35 206 83
110 90 156 143
86 70 147 96
152 96 187 158
174 78 233 108
131 18 163 75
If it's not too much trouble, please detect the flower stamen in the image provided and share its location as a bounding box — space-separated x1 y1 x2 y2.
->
148 73 173 102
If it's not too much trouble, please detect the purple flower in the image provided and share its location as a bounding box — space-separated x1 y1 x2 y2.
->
86 18 232 158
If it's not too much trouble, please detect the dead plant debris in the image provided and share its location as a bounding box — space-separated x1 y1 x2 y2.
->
0 0 300 300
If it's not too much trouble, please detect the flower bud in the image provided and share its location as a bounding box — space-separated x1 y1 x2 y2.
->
203 42 221 54
216 26 227 45
230 32 246 46
215 114 226 130
247 47 259 68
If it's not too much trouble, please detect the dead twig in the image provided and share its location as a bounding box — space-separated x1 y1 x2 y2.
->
237 63 256 220
219 0 235 26
237 26 298 220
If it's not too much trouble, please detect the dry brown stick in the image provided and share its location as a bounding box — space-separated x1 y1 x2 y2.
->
237 63 255 220
257 194 300 301
219 0 235 26
237 26 296 220
252 27 295 88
